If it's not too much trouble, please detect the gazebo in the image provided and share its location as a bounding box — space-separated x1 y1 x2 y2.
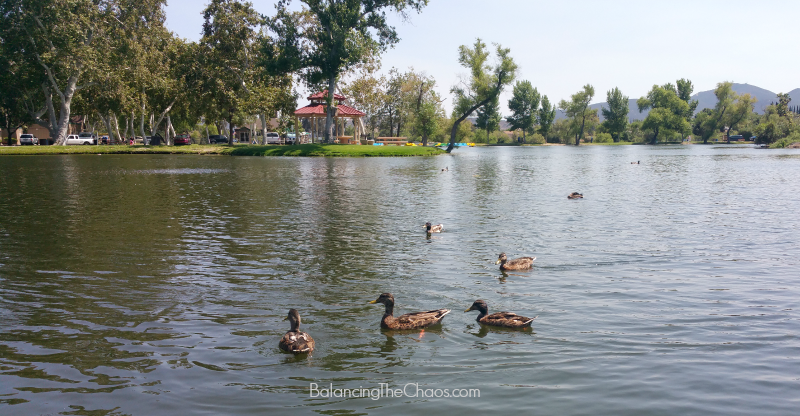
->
294 91 366 144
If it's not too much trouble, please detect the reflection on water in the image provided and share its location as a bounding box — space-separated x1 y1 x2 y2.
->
1 148 799 415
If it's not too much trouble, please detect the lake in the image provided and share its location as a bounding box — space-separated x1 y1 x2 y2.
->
1 145 799 415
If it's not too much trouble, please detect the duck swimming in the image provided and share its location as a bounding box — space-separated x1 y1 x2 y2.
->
425 222 444 233
369 293 450 330
495 253 536 270
279 309 315 354
465 300 537 328
568 192 583 199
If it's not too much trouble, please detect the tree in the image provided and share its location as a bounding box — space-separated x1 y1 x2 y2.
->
537 95 556 140
449 38 517 153
415 100 442 146
343 73 389 139
2 0 117 144
601 87 628 142
198 0 262 145
776 92 791 117
559 84 595 145
506 80 540 143
637 84 690 144
267 0 428 143
475 96 502 139
724 93 756 143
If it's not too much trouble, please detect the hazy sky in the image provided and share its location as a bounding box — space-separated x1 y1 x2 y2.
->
165 0 799 113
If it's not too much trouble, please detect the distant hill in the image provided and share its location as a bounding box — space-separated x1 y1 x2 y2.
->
559 83 799 122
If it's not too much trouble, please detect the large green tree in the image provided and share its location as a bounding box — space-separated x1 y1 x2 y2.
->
637 84 690 144
475 96 502 139
449 38 517 153
267 0 428 143
559 84 595 145
1 0 117 144
601 87 628 142
506 80 540 143
537 95 556 140
198 0 262 145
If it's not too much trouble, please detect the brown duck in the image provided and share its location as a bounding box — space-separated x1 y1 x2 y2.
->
465 300 537 328
425 222 444 233
568 192 583 199
495 253 536 270
279 309 315 354
369 293 450 330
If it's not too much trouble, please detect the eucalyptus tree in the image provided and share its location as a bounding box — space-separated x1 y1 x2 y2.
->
601 87 628 142
267 0 428 143
1 0 117 144
637 84 690 144
537 95 556 140
506 80 540 143
449 38 517 153
559 84 595 145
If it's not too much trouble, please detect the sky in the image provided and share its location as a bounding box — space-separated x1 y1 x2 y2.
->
165 0 800 114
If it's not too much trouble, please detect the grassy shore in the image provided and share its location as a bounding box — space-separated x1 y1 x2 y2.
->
0 144 446 157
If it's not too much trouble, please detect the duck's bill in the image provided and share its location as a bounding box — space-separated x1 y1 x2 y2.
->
282 316 288 321
464 308 472 312
495 260 502 264
368 300 378 304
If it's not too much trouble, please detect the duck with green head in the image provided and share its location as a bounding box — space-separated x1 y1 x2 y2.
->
465 299 537 328
369 293 450 330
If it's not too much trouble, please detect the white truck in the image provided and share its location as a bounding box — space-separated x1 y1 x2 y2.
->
66 132 97 145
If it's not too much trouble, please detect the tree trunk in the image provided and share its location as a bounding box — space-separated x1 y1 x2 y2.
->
205 125 210 145
228 113 234 145
448 97 494 153
113 114 122 144
324 77 337 143
259 114 267 145
576 112 586 146
99 112 114 143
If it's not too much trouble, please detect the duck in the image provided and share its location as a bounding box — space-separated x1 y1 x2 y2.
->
568 192 583 199
495 252 536 271
369 293 450 330
279 309 315 354
465 300 537 328
631 161 640 164
425 222 444 233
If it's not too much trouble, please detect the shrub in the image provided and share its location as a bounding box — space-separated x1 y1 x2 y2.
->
528 133 545 144
594 133 613 143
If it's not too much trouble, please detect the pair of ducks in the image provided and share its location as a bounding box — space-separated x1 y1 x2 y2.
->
280 294 537 354
425 222 536 271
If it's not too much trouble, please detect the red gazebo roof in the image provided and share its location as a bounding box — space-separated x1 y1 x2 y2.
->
294 104 365 117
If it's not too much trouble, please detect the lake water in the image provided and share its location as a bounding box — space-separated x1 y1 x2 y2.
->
1 145 799 415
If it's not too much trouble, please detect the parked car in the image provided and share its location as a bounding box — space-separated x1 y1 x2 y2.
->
728 135 743 141
19 134 38 145
285 133 296 145
174 134 192 145
209 134 228 144
265 132 281 144
66 133 96 145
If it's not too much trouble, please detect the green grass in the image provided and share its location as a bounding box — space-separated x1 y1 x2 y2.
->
0 143 446 157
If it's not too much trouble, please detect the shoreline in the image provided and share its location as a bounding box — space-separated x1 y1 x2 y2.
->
0 144 447 157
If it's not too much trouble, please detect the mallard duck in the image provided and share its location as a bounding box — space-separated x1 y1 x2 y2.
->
465 300 537 328
279 309 315 354
568 192 583 199
495 253 535 270
425 222 444 233
369 293 450 330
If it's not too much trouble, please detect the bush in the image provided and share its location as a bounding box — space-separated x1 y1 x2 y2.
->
528 133 545 144
594 133 613 143
770 131 800 148
2 137 18 145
